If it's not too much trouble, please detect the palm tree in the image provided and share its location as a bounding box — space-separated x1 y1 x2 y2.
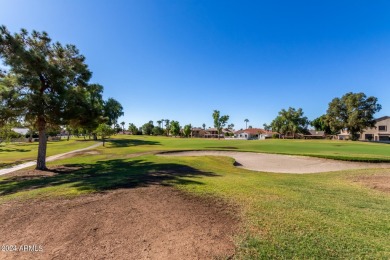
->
202 123 206 130
120 121 125 133
244 119 249 129
165 119 170 136
157 120 162 129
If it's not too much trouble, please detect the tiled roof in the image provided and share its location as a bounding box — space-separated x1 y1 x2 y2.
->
234 128 276 135
375 116 390 122
305 130 325 136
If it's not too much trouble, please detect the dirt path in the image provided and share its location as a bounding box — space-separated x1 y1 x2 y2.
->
0 142 102 176
0 185 239 260
158 151 390 173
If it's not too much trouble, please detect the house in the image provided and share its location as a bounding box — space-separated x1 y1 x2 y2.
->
360 116 390 141
191 127 206 138
337 129 350 140
204 128 224 138
303 130 326 139
337 116 390 141
234 128 275 140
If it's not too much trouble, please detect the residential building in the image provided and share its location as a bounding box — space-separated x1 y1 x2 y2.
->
191 127 206 138
234 128 275 140
360 116 390 141
204 128 223 138
337 116 390 141
303 130 326 139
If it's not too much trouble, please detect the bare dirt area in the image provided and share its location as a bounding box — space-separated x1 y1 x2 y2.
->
0 183 239 259
159 151 390 173
353 175 390 193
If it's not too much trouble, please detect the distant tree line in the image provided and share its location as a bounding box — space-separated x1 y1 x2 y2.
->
125 91 382 142
267 92 381 140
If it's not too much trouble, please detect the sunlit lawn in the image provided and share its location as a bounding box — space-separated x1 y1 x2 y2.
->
0 135 389 258
0 138 98 168
107 135 390 162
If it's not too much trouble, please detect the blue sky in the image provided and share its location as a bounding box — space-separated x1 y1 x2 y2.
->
1 0 390 129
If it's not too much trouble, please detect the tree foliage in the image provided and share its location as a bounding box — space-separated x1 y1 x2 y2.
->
95 123 113 146
325 92 381 140
270 107 309 137
0 26 110 169
170 120 181 137
142 121 154 135
152 126 164 136
212 110 229 140
263 123 271 131
0 124 21 144
183 124 192 137
104 98 124 126
311 115 332 134
164 119 170 136
0 76 25 126
128 123 138 135
244 118 249 129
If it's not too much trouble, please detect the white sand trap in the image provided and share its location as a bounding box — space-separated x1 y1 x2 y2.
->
158 151 390 174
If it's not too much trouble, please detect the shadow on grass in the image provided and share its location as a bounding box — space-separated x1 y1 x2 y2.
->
0 159 218 196
0 148 30 152
109 139 161 147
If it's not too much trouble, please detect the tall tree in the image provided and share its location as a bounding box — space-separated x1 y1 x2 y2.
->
212 110 229 140
183 124 192 137
311 115 332 134
95 123 113 147
141 121 154 135
75 83 104 139
202 123 206 130
244 119 249 129
103 97 124 127
0 26 93 170
165 119 170 136
128 123 138 135
325 92 381 140
152 126 164 136
120 121 125 133
156 120 162 129
270 107 309 138
170 120 181 137
263 123 271 131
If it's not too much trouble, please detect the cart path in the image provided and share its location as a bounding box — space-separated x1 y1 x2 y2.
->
158 150 390 173
0 142 102 176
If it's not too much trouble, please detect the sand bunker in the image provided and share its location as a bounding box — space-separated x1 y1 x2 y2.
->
159 151 390 174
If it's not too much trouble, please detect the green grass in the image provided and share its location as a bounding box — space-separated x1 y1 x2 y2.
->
0 135 389 258
107 135 390 162
0 138 98 168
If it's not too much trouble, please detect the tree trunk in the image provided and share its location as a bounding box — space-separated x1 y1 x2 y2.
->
36 117 48 170
28 129 32 142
